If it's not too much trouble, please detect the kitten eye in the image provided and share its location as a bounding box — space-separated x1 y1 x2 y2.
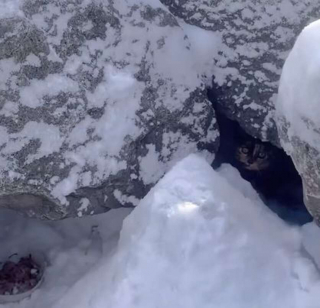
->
258 152 266 159
241 147 249 154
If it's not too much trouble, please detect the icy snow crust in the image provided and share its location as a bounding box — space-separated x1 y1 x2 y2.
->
0 0 219 217
2 155 320 308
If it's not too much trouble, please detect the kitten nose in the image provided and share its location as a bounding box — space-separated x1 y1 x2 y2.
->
248 158 254 164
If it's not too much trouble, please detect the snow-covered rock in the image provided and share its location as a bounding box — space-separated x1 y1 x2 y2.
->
0 0 219 219
276 19 320 225
161 0 320 144
51 155 320 308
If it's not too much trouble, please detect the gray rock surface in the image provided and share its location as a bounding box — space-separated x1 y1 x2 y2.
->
160 0 320 145
277 118 320 224
0 0 218 219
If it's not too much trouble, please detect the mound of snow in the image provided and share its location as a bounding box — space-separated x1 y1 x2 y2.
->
276 19 320 152
52 155 320 308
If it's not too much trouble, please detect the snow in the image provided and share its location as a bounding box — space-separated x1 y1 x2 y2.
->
78 198 91 217
277 19 320 152
0 0 23 19
2 122 63 163
0 207 131 308
20 75 79 108
175 22 221 84
1 155 320 308
113 189 140 207
138 144 164 185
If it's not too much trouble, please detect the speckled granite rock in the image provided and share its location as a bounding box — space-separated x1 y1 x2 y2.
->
0 0 218 219
161 0 320 145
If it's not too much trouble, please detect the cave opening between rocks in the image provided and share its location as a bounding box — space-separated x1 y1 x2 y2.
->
208 98 312 226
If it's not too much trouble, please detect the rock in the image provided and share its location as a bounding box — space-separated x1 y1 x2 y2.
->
277 119 320 224
0 0 219 219
276 20 320 224
160 0 320 145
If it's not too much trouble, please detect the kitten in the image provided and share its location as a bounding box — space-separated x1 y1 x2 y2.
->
235 140 273 172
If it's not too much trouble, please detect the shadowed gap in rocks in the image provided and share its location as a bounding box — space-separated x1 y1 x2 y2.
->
207 87 312 226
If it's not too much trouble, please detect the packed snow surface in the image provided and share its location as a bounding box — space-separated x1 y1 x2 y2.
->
1 155 320 308
277 19 320 152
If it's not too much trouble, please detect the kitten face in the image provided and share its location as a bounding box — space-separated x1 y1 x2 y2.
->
236 141 271 171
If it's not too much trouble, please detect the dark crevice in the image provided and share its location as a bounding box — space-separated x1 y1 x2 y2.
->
207 87 312 226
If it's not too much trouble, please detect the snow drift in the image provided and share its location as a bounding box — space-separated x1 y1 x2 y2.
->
50 155 320 308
